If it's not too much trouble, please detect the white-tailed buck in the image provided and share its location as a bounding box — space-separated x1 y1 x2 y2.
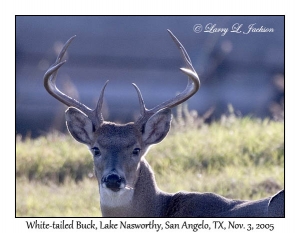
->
44 30 284 217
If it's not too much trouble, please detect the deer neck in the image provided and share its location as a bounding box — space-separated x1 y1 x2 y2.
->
100 158 171 217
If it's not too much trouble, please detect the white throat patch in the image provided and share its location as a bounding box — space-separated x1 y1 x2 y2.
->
100 186 134 208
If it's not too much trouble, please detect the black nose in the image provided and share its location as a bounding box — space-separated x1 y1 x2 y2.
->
103 174 123 192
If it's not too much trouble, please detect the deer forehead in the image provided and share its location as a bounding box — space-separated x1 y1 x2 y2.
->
95 122 142 148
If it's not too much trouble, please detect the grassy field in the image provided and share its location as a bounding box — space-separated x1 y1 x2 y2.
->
16 112 284 217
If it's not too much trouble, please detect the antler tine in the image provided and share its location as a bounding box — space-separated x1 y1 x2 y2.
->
44 36 92 113
44 36 107 126
135 30 200 126
167 29 193 70
49 35 77 85
132 83 147 116
95 80 109 124
57 36 77 62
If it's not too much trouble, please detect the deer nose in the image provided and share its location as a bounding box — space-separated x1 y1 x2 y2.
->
102 173 123 192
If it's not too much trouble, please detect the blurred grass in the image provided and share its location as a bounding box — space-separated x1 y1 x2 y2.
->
16 110 284 217
16 177 101 217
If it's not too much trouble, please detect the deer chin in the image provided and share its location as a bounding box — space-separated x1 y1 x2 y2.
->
99 185 134 208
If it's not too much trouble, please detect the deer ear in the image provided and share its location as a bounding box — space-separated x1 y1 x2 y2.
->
65 107 94 145
142 108 172 145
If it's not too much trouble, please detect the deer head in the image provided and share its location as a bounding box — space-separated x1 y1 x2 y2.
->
44 30 200 210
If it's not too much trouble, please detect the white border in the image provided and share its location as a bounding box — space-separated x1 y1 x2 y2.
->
5 0 298 232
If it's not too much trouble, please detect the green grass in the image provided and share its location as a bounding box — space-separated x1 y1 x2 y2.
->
16 177 100 217
16 114 284 217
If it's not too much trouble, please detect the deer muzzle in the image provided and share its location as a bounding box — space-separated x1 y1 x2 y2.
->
101 173 125 192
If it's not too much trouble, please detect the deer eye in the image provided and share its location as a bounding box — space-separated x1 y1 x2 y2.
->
132 148 141 156
91 147 101 157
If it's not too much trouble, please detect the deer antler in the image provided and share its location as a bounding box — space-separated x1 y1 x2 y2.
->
44 30 199 129
43 36 108 128
134 29 200 127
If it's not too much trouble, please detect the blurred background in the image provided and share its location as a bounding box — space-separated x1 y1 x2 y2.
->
16 16 284 138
